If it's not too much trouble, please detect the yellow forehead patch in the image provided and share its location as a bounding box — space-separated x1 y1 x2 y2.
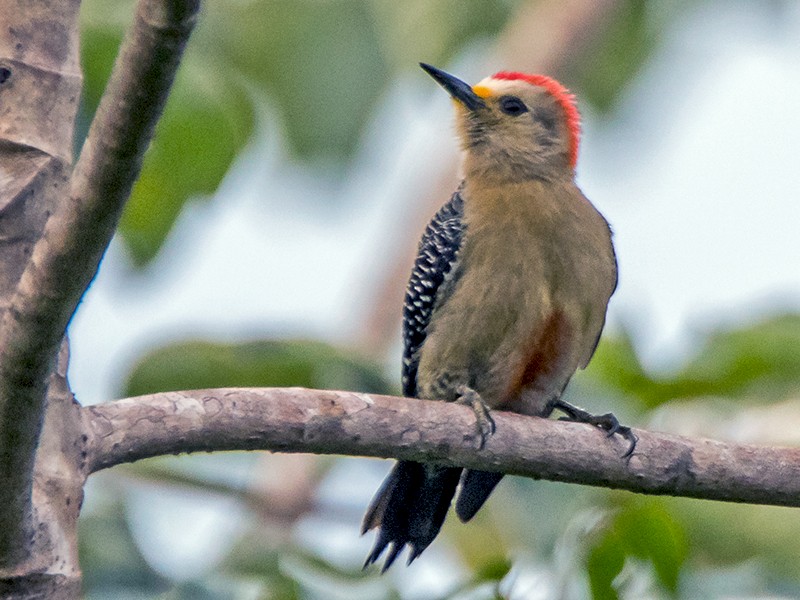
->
472 85 493 98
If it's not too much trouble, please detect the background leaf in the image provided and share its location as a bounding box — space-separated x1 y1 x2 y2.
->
123 338 394 398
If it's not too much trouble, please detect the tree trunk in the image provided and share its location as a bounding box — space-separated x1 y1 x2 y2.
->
0 0 85 594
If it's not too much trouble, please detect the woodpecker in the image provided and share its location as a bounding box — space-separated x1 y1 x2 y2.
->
362 64 634 571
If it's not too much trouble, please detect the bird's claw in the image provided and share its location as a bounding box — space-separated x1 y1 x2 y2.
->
586 412 620 437
553 400 637 458
456 385 495 449
589 414 637 458
618 428 638 458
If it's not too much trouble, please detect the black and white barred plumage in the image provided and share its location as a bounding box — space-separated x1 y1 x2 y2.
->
401 191 464 398
361 192 466 571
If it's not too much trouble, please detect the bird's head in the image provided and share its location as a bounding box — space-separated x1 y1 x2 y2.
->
420 63 580 182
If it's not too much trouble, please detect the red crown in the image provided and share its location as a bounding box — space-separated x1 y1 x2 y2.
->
492 71 581 168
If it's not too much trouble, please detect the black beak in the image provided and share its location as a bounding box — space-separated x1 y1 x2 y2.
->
419 63 485 111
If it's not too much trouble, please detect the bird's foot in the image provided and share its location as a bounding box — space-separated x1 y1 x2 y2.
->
455 384 496 449
552 399 637 458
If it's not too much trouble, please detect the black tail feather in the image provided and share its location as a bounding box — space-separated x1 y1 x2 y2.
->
455 469 504 522
362 460 461 570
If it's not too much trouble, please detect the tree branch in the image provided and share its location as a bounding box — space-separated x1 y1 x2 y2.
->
0 0 198 569
83 388 800 508
2 0 201 375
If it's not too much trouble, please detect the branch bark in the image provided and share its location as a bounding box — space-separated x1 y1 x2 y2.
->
0 0 82 568
84 388 800 508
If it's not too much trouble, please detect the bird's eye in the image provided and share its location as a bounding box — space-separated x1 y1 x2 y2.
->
499 96 528 116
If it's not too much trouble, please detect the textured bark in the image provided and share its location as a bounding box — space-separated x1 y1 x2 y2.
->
0 0 82 571
85 388 800 508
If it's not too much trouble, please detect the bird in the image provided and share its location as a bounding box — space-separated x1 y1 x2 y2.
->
361 63 635 572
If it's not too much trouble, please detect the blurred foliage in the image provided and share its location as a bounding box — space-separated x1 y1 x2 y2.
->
80 496 170 598
79 486 303 599
458 557 514 599
120 57 254 269
588 314 800 409
78 0 518 265
124 338 394 398
80 2 254 266
567 0 663 112
667 497 800 581
77 0 683 266
586 499 687 598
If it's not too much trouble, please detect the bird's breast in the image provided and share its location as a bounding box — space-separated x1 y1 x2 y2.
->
415 180 616 414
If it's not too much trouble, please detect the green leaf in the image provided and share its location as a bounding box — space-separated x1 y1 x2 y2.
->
588 314 800 408
666 496 800 579
203 0 515 161
202 0 389 162
614 500 687 594
677 313 800 402
80 5 255 266
123 338 394 398
585 499 687 598
119 54 254 265
472 556 513 584
586 526 624 600
586 327 680 409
